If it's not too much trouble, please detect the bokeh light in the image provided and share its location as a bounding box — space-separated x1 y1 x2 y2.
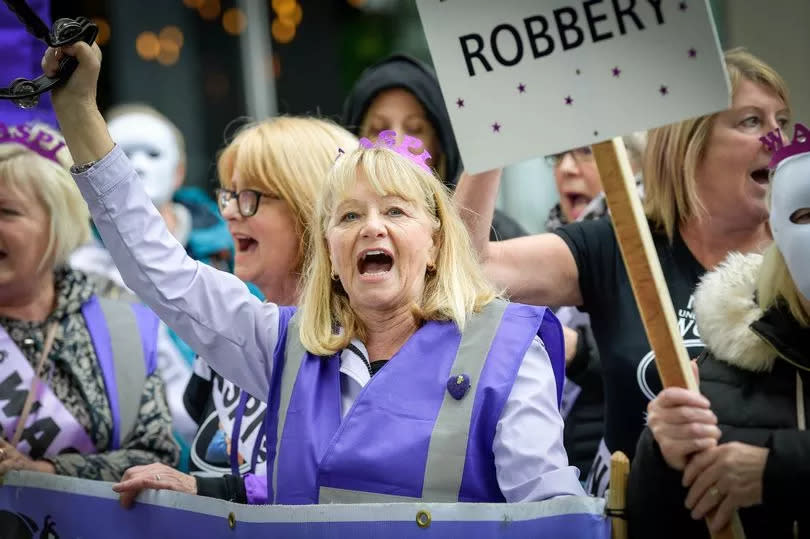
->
135 31 160 60
278 3 302 26
157 39 181 65
198 0 221 20
272 0 295 14
159 25 184 48
92 18 111 46
271 18 296 43
273 0 297 18
222 8 247 36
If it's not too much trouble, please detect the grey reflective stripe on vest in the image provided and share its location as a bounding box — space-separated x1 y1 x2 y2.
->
97 297 146 443
319 486 418 503
420 298 508 501
272 312 308 504
318 299 509 504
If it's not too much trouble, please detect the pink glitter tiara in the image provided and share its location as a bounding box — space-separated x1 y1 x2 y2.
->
0 122 69 167
760 122 810 169
358 129 432 173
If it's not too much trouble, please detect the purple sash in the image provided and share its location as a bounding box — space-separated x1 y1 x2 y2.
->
0 326 95 459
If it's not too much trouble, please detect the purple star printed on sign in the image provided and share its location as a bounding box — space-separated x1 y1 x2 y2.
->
564 95 573 105
517 83 526 93
612 66 621 77
491 122 501 133
659 85 669 96
679 1 687 10
688 48 697 58
456 98 464 108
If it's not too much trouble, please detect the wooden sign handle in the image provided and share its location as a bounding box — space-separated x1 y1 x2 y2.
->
593 138 744 539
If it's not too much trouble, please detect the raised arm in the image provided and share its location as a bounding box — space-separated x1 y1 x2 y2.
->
454 169 582 307
44 42 276 401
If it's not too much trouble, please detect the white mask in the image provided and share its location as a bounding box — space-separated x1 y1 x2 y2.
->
108 112 181 207
770 152 810 300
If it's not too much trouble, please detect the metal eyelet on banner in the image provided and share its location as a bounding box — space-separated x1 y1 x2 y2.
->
227 512 236 530
415 509 431 529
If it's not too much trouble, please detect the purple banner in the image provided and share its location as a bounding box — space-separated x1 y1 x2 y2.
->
0 472 610 539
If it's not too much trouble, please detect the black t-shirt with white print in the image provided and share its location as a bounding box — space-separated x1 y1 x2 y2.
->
555 217 706 460
183 357 267 478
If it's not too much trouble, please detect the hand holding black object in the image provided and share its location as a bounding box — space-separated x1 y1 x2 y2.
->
0 0 97 109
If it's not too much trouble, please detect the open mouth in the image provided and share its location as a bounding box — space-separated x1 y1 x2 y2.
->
750 168 770 185
566 193 592 207
234 235 258 253
358 249 394 275
565 193 593 218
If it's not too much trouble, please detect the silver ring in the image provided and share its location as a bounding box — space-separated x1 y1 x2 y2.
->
155 473 161 481
708 486 720 498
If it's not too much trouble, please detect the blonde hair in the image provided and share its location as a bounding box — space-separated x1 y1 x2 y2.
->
217 117 357 272
105 103 187 165
643 48 790 240
0 145 90 270
298 146 499 355
757 243 810 326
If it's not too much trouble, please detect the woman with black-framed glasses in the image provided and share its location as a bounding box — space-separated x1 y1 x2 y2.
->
215 188 276 218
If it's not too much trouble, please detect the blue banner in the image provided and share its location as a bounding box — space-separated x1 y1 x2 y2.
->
0 471 610 538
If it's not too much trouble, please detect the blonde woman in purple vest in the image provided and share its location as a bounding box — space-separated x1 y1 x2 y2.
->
45 42 583 506
0 123 177 481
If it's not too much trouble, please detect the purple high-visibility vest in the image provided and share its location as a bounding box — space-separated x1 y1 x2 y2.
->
0 295 157 457
263 299 564 504
83 295 159 448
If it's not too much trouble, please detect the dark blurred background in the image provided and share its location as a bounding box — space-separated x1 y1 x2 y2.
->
8 0 437 191
2 0 808 233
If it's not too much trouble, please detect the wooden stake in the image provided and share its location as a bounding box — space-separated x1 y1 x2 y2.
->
593 137 744 539
608 452 629 539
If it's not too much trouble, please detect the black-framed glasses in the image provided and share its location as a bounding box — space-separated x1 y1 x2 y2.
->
215 188 274 217
544 147 594 168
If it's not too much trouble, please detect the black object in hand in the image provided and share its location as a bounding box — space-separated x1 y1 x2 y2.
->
0 0 98 109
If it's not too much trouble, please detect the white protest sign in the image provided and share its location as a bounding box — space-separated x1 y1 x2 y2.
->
416 0 730 173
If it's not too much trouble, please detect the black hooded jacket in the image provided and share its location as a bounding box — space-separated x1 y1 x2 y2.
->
341 54 527 242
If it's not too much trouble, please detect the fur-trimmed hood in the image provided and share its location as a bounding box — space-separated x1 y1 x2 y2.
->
694 252 776 372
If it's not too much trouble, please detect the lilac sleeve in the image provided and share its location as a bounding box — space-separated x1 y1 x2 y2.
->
494 337 586 501
72 145 279 401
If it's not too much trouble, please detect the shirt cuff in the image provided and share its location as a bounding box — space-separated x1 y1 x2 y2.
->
195 475 248 504
71 144 129 199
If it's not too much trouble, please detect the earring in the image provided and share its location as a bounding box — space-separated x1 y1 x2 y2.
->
426 262 436 274
331 269 339 281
